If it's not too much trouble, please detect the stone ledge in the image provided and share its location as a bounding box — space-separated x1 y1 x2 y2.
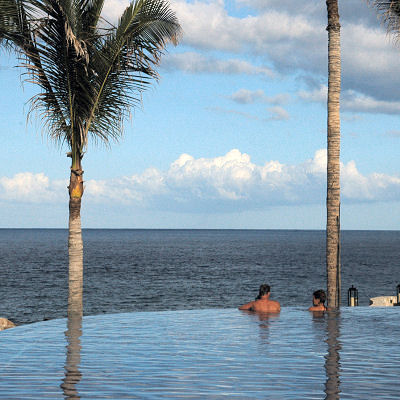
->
369 296 398 307
0 318 16 331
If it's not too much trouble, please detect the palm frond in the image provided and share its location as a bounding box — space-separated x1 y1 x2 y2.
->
368 1 400 39
83 0 181 145
0 0 31 48
1 0 181 151
1 0 70 137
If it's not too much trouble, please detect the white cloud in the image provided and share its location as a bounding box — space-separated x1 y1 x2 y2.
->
161 52 274 77
101 0 400 102
299 85 400 115
236 0 320 14
230 89 265 104
268 106 290 121
0 173 66 203
266 93 290 106
169 0 320 58
230 89 290 105
344 91 400 115
3 150 400 211
236 0 374 25
102 0 130 22
100 0 400 104
298 85 327 103
342 160 400 201
227 90 291 120
162 0 325 81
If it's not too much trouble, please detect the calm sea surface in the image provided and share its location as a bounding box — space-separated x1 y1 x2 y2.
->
1 229 399 325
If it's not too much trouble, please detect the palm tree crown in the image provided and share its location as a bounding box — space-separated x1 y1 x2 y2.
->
0 0 181 161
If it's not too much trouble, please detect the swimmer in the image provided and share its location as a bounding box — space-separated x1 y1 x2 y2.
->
308 289 327 312
239 284 281 313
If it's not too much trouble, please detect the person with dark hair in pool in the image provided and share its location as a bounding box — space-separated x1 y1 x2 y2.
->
239 284 281 313
308 289 327 312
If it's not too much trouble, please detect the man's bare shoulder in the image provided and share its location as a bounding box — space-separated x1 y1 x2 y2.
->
267 300 281 311
251 300 280 313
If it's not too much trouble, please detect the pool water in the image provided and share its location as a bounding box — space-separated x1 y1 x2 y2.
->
0 308 399 399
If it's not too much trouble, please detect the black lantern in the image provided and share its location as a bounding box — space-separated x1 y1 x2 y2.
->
348 285 358 307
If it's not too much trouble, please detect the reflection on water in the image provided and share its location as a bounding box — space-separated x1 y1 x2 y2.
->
324 311 341 400
256 312 280 347
239 310 281 343
60 269 83 399
240 309 280 324
59 305 341 399
1 307 400 398
61 310 82 399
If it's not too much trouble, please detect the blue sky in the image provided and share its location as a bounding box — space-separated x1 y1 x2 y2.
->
1 0 400 229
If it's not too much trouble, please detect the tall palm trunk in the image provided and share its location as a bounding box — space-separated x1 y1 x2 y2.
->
68 152 84 315
326 0 341 309
64 160 83 396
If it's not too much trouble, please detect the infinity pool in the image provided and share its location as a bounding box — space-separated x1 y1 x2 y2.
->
0 308 399 399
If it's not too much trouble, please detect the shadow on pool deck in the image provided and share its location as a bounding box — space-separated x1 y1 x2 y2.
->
0 307 399 399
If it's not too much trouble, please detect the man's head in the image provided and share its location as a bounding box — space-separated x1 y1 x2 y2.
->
257 284 271 299
313 289 326 304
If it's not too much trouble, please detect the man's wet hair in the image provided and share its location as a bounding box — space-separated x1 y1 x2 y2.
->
313 289 326 304
256 284 270 300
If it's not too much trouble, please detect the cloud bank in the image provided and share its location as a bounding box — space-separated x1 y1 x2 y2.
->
100 0 400 112
2 150 399 212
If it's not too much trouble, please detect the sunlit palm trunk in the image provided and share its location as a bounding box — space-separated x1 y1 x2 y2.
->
62 162 84 397
68 203 83 313
326 0 341 309
68 157 84 315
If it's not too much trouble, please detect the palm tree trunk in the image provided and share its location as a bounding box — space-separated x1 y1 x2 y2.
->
68 156 84 315
326 0 341 309
63 161 83 397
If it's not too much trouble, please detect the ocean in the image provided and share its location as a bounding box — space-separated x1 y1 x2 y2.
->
1 229 399 325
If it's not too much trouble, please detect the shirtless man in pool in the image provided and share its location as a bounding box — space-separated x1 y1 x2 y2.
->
308 289 327 312
239 284 281 313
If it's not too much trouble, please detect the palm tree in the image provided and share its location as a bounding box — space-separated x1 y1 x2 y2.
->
326 0 341 309
0 0 180 313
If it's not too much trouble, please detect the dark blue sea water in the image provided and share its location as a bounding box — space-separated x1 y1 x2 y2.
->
0 229 399 325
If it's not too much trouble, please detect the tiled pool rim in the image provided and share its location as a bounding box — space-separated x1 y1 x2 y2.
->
0 307 400 399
